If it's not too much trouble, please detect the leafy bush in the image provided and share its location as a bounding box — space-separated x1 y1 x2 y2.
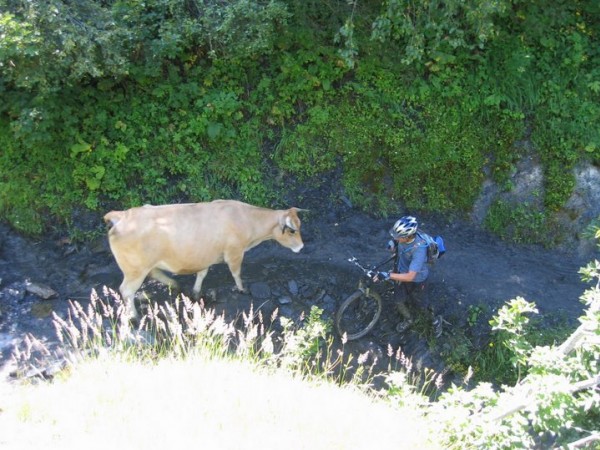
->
435 257 600 449
1 0 599 242
483 200 555 245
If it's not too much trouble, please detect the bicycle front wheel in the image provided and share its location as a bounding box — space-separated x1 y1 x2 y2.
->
335 289 382 341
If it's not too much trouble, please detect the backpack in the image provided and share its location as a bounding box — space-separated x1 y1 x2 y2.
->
417 231 446 264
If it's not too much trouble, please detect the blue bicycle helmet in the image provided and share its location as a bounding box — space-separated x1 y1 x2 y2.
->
390 216 418 239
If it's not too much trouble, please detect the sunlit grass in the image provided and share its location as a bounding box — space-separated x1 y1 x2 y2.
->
0 288 441 449
0 352 438 449
4 273 597 449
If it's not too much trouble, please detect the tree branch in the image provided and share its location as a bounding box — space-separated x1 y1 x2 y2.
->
567 433 600 450
558 323 598 355
485 374 600 423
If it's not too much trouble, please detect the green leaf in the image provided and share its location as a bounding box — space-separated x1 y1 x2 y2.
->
86 165 105 191
588 81 600 94
207 122 223 140
70 142 92 158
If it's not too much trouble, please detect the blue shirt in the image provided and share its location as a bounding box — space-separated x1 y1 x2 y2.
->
395 234 429 283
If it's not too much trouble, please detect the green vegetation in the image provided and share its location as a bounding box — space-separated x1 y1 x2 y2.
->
2 3 599 445
483 199 561 246
1 0 599 239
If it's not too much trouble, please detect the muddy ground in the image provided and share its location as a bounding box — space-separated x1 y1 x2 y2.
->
0 201 596 383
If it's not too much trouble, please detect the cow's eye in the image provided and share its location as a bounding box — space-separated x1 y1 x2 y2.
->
289 229 296 234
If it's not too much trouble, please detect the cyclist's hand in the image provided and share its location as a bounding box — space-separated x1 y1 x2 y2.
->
376 271 390 281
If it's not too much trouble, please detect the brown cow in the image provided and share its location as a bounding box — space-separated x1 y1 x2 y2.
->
104 200 305 319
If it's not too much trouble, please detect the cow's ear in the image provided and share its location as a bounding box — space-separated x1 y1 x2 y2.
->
280 211 299 233
286 215 297 231
279 215 293 233
279 214 288 233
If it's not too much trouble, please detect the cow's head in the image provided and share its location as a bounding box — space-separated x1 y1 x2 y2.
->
276 208 305 253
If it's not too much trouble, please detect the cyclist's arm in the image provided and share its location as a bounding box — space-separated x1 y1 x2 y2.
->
389 271 418 283
389 244 426 282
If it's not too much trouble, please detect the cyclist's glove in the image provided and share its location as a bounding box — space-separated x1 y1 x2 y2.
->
377 271 391 281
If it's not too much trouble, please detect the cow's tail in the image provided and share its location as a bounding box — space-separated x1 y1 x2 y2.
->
104 211 123 234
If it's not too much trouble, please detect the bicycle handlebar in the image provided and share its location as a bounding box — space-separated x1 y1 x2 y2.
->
347 257 370 273
348 255 395 274
348 256 395 281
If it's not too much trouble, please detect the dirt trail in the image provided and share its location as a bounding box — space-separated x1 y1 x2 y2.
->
0 208 596 377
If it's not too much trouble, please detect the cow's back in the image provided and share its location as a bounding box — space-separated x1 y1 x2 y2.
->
105 200 257 274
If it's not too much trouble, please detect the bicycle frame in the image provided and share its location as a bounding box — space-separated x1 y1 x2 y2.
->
348 254 396 298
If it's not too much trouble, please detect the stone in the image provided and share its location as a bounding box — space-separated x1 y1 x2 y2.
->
25 281 57 300
278 296 292 305
250 281 271 299
287 280 299 296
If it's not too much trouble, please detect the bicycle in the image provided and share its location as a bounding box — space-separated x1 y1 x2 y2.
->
335 256 393 341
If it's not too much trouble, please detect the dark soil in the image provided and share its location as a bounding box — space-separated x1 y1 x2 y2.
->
0 201 596 382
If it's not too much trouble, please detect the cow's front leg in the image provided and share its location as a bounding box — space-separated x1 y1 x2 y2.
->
192 268 209 299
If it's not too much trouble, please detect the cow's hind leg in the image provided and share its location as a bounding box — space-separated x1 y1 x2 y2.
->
149 268 180 291
192 268 209 300
119 271 149 320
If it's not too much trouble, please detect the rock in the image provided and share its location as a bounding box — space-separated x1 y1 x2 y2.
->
315 289 326 302
320 294 336 314
563 164 600 255
24 281 57 300
31 302 54 318
84 263 114 279
287 280 299 296
472 157 600 256
250 282 271 299
300 284 318 299
278 296 292 305
278 305 294 319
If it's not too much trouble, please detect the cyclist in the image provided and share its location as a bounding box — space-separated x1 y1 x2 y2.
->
373 215 443 337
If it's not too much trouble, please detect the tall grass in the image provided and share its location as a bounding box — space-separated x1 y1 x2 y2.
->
6 274 597 449
1 288 442 449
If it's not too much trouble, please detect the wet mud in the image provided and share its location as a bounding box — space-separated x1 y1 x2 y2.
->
0 208 595 381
